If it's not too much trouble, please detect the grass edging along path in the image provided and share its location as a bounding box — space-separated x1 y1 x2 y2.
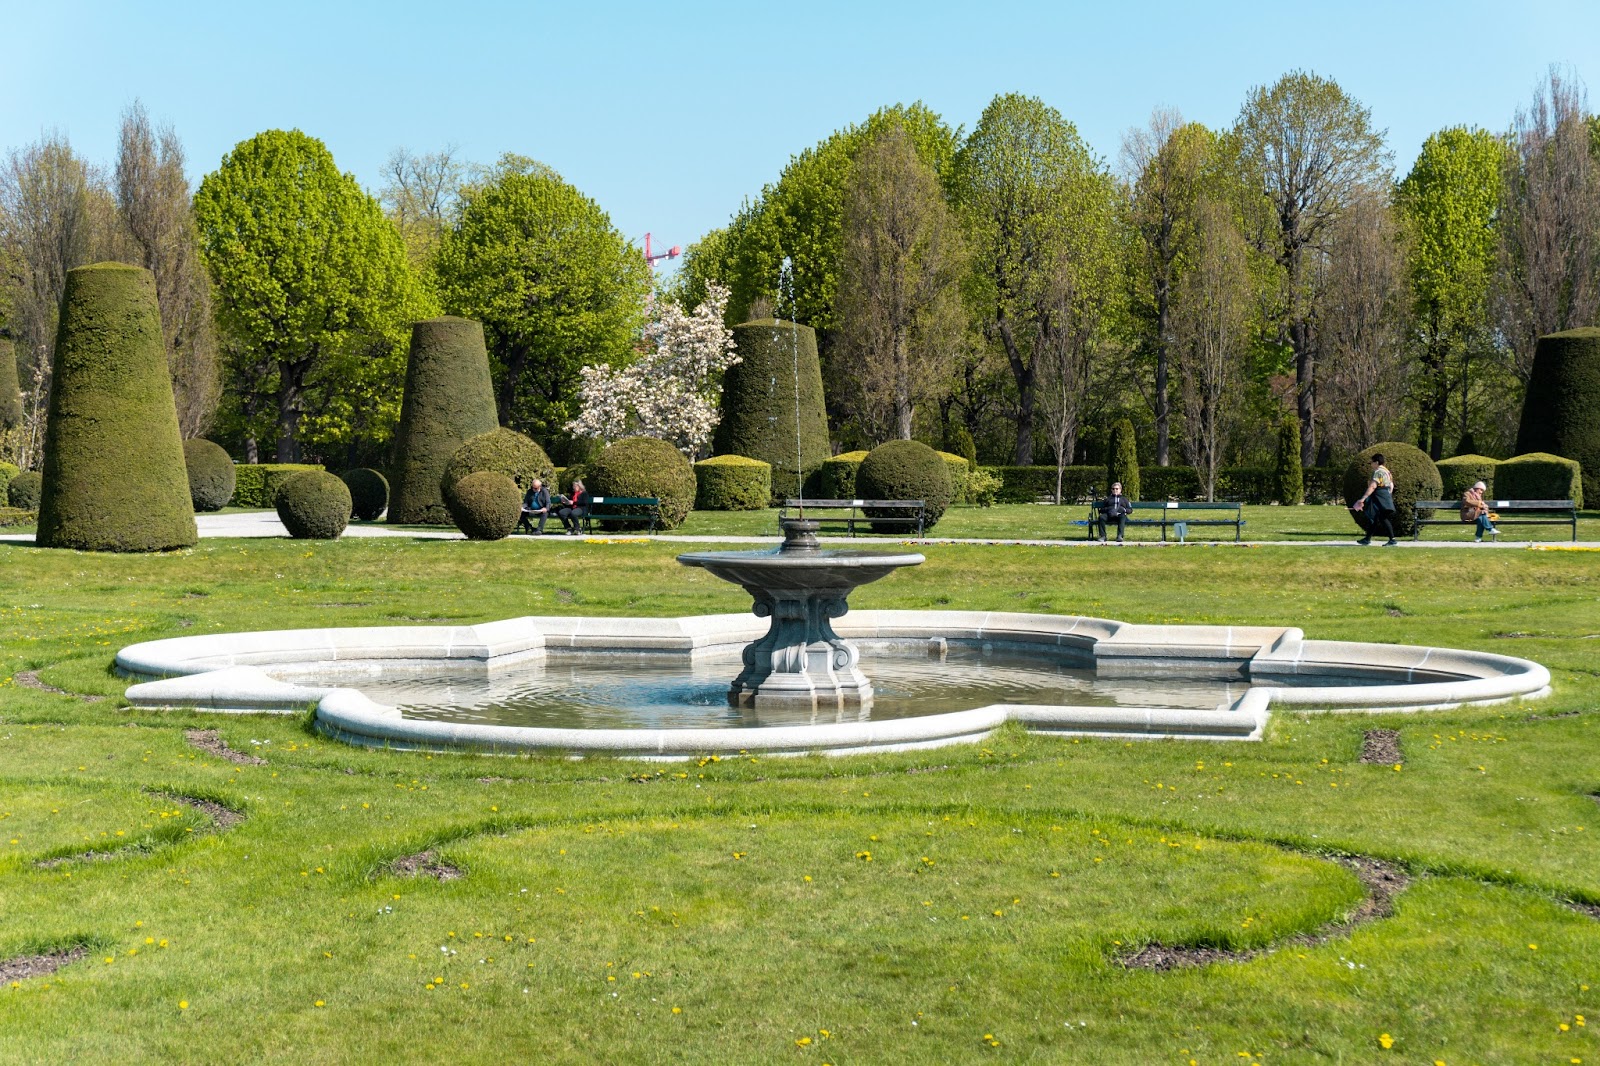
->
1 537 1596 1063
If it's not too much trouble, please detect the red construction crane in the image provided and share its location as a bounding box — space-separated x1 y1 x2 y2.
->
643 232 680 269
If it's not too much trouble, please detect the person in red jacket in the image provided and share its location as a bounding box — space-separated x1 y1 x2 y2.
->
555 478 589 535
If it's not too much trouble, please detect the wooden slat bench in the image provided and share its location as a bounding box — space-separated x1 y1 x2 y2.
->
1074 500 1246 542
1413 499 1577 541
780 498 927 537
582 496 661 533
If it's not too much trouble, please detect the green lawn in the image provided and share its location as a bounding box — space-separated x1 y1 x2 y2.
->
0 538 1596 1063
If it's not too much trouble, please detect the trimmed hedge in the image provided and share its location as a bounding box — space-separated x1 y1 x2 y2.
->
234 464 323 508
1437 454 1499 500
0 461 19 506
587 436 697 530
0 506 35 528
440 428 555 500
342 468 389 521
1515 327 1600 504
388 317 500 525
1341 442 1442 537
444 470 520 540
992 465 1343 505
713 320 830 497
694 454 772 511
1302 467 1342 504
936 451 971 504
274 471 351 539
819 451 870 499
0 337 20 429
1493 452 1584 508
183 439 236 512
8 470 42 510
857 440 953 532
36 263 196 552
1142 466 1202 501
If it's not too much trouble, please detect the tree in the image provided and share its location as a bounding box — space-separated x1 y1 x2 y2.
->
1395 127 1504 458
115 101 220 439
1236 71 1391 466
955 93 1121 465
433 165 650 452
194 129 432 462
379 145 464 270
1495 68 1600 382
834 125 968 442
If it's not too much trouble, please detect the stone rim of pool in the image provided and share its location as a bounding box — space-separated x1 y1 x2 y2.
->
116 611 1551 758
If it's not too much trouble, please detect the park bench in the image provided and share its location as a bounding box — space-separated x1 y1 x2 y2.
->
1075 500 1246 542
582 496 661 534
1412 498 1577 542
780 498 927 537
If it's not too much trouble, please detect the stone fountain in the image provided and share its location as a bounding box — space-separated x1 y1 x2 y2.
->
677 518 923 713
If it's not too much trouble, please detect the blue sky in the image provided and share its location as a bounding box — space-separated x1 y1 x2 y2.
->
5 0 1599 270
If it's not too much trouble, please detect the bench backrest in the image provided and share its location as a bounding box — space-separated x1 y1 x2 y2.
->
1124 500 1241 512
1417 499 1574 510
782 498 925 508
590 496 659 507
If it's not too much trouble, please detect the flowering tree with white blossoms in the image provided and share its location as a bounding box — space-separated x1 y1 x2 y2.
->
566 281 739 456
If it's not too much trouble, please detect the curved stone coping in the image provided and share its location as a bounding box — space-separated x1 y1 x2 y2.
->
114 611 1551 756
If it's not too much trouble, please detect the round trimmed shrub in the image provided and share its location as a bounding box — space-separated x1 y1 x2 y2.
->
342 468 389 521
694 454 772 510
1437 454 1499 501
274 471 351 540
1515 327 1600 505
183 439 236 512
713 320 830 497
1494 452 1584 508
857 440 953 533
1341 442 1441 536
444 470 520 540
819 451 869 499
587 436 697 530
936 450 971 505
388 317 501 524
0 461 20 506
440 428 555 501
9 470 42 510
36 262 196 552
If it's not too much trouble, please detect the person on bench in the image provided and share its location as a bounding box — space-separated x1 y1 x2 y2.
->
556 477 589 535
1097 482 1133 544
519 477 551 535
1460 480 1500 542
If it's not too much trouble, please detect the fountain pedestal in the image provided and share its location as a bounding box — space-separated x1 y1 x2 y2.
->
678 519 923 715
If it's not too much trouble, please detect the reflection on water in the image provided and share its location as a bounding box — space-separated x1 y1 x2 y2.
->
357 644 1283 730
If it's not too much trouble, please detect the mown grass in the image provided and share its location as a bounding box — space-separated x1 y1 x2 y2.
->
0 537 1596 1064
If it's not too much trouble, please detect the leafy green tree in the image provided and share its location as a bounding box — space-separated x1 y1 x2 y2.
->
955 93 1121 465
194 129 432 462
1396 127 1504 458
433 166 650 452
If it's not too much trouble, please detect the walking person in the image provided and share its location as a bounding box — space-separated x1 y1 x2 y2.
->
1097 482 1134 544
1460 480 1500 542
556 477 590 535
1350 453 1399 547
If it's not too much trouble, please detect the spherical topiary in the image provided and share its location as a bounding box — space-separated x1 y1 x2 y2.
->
587 436 697 531
1437 454 1500 501
856 440 953 533
936 451 971 505
36 262 196 552
1106 418 1140 500
8 470 42 510
444 470 520 540
1494 452 1584 508
1341 442 1442 536
713 320 830 497
0 337 21 430
694 454 772 510
818 451 869 499
440 428 556 502
183 439 236 512
342 468 389 521
274 471 351 539
0 461 17 506
388 317 501 524
1515 327 1600 504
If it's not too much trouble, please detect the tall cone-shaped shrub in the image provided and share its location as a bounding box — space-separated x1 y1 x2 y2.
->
388 316 500 524
0 337 22 429
712 320 830 498
1106 418 1140 500
36 263 196 551
1516 327 1600 504
1274 421 1304 505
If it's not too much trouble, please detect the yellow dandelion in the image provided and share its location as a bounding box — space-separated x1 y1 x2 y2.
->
1378 1032 1394 1049
178 1000 188 1010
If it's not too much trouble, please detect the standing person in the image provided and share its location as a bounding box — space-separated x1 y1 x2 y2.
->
519 477 551 535
1350 453 1398 547
1097 481 1134 544
556 477 589 535
1460 480 1499 542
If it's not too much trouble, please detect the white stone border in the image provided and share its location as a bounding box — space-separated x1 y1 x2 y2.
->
115 611 1550 758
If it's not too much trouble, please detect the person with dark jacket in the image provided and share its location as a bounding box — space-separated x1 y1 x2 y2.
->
519 478 551 534
1097 482 1134 544
1350 453 1398 546
556 478 589 535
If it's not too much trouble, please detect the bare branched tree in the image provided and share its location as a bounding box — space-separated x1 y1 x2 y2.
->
380 146 463 269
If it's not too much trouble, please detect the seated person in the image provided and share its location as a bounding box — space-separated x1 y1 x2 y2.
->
1097 481 1133 543
555 477 589 535
1460 480 1499 541
519 477 551 534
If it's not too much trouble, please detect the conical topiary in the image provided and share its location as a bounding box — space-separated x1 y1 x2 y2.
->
388 316 500 524
712 320 830 498
0 337 21 430
1274 420 1304 505
1106 418 1140 501
1515 327 1600 504
36 263 197 551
